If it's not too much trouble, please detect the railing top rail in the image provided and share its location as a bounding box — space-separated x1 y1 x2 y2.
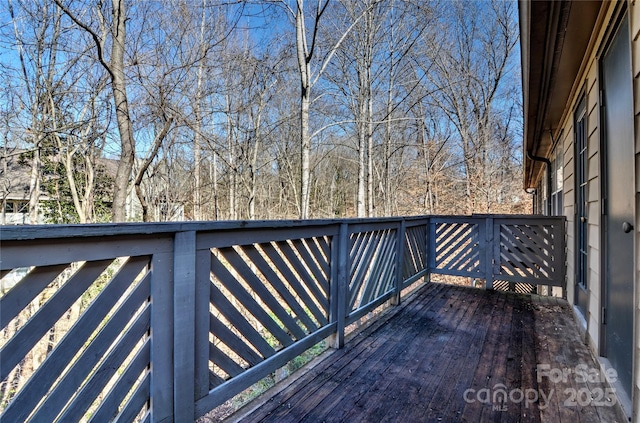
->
0 214 566 242
0 218 376 241
470 214 567 220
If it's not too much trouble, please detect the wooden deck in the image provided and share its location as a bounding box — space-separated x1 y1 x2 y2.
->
231 283 625 423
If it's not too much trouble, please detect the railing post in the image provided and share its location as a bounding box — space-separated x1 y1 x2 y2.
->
425 217 431 283
173 231 196 421
330 223 349 349
428 219 437 280
562 218 567 298
556 217 567 298
391 219 406 305
484 217 495 290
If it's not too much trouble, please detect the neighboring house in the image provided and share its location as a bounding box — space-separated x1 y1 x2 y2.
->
3 198 31 225
0 150 47 225
0 150 185 224
520 0 640 418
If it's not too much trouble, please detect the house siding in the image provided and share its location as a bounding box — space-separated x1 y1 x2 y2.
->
563 123 576 306
586 60 601 350
557 52 603 350
557 0 625 371
630 0 640 417
523 0 638 416
551 2 640 415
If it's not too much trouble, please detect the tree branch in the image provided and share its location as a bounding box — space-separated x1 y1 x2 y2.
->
53 0 115 80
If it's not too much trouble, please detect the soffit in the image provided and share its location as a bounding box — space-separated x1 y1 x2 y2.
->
520 0 603 188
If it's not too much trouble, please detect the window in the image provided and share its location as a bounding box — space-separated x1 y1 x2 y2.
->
550 146 563 216
536 144 564 216
575 96 588 292
3 200 29 214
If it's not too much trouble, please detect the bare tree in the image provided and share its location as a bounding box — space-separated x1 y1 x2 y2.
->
187 0 240 220
5 0 113 223
192 0 209 221
420 0 518 213
6 0 63 223
2 0 527 225
278 0 374 218
54 0 138 222
49 74 111 223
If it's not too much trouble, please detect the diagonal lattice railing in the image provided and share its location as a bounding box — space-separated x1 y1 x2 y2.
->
191 220 430 415
206 238 330 387
347 226 397 314
433 218 481 276
427 216 566 289
494 219 564 286
0 235 175 423
0 215 564 422
402 221 428 285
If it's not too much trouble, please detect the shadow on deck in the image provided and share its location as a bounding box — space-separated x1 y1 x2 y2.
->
230 283 624 423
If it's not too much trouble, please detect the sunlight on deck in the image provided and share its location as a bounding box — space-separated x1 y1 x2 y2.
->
229 283 625 423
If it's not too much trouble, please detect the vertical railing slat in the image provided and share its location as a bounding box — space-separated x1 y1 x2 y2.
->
173 231 196 421
195 248 212 399
556 220 567 297
428 220 437 277
425 218 431 283
150 250 174 423
485 216 495 290
393 220 406 305
329 230 339 348
333 223 349 349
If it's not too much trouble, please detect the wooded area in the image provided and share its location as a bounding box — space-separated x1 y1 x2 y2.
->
0 0 527 223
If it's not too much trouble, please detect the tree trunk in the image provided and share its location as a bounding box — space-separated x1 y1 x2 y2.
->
226 96 237 220
27 143 41 223
110 0 135 222
248 101 264 220
366 85 374 217
132 118 172 222
300 92 311 219
296 3 312 220
212 153 219 220
365 6 375 218
192 0 208 221
356 104 366 217
63 149 86 223
383 74 394 216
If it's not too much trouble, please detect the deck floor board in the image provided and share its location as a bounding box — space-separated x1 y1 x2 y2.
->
234 283 625 423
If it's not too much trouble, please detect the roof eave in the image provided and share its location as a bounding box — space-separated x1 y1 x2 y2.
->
519 0 603 188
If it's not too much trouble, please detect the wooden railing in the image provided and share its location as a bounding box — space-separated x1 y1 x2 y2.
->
0 214 565 422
